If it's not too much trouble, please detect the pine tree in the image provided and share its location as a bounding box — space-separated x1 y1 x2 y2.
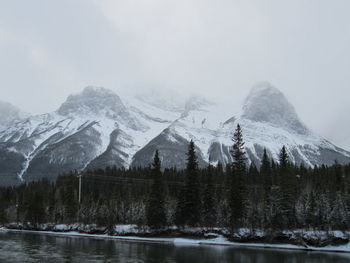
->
305 191 318 228
248 163 259 184
146 150 167 228
261 148 272 227
231 124 247 176
278 146 296 228
0 195 7 224
261 148 272 187
175 140 201 227
64 175 78 223
330 192 348 229
269 185 284 229
279 146 289 169
47 186 56 223
25 191 46 226
175 189 187 226
228 124 247 230
202 165 216 227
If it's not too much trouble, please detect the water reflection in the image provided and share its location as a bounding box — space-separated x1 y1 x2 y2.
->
0 232 349 263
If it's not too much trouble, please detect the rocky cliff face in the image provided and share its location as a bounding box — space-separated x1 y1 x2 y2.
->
241 82 309 135
0 83 349 185
0 87 176 185
132 82 350 168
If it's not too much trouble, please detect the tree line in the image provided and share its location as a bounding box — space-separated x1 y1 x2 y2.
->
1 124 350 232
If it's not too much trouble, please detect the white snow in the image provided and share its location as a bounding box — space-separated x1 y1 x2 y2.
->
1 227 350 253
163 94 346 167
1 84 349 179
0 89 183 176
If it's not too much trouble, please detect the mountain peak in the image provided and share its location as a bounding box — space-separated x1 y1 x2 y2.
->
248 81 281 96
57 86 128 117
81 86 116 97
242 82 308 134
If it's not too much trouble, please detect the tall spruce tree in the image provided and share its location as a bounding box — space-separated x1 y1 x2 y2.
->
261 148 272 186
279 146 289 169
2 149 350 233
146 150 167 228
305 191 318 228
261 148 272 227
202 165 216 227
228 124 247 230
0 195 7 224
231 124 247 175
64 175 78 223
175 140 201 227
25 191 46 226
278 146 296 228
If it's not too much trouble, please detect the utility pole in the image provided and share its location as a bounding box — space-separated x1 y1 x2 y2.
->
78 173 82 204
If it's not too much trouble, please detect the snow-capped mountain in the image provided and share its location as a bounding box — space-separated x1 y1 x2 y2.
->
132 82 350 169
131 95 233 168
0 87 179 185
0 83 349 186
211 83 350 167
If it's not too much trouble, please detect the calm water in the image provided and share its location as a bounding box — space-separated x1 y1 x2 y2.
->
0 232 349 263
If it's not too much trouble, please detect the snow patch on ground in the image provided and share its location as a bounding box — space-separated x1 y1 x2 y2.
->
1 227 350 253
2 225 350 253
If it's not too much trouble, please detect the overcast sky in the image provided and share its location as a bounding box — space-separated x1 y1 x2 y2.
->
1 0 350 150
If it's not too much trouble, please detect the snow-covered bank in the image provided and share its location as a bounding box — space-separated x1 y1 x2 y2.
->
1 224 350 253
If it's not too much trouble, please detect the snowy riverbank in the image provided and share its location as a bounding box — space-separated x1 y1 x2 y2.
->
1 224 350 253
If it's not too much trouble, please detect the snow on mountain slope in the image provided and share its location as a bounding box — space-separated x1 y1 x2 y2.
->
122 92 183 146
0 112 87 185
131 95 234 168
83 90 184 170
165 97 230 160
1 83 350 185
132 82 350 168
241 82 309 135
0 110 111 182
0 87 181 184
212 83 350 167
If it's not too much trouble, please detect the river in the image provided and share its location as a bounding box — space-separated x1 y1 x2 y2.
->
0 231 349 262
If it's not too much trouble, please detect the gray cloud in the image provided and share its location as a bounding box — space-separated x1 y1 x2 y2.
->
1 0 349 150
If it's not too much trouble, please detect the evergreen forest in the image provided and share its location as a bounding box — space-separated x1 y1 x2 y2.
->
1 124 350 233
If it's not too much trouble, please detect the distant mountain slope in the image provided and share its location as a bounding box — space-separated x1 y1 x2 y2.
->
131 95 232 169
0 83 349 185
0 87 180 185
214 83 350 167
132 82 350 168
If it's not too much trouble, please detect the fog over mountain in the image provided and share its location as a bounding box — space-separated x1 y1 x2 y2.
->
0 101 29 130
0 83 349 186
1 0 350 150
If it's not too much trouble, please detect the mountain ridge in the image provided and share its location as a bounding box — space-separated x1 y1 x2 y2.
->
0 83 349 185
